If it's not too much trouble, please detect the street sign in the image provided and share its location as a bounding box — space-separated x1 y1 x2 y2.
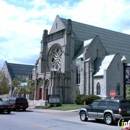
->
110 90 116 98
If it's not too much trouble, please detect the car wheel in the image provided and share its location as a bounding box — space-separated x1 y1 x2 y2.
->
80 111 88 121
13 108 16 111
104 113 113 125
7 111 11 114
23 108 26 111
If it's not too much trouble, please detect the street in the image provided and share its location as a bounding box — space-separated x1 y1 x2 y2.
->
0 109 119 130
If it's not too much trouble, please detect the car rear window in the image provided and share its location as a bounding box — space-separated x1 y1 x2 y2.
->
16 98 27 102
120 100 130 107
0 101 9 105
108 100 119 108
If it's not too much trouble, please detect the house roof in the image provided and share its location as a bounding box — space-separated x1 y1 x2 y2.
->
6 62 34 80
60 17 130 63
93 54 115 76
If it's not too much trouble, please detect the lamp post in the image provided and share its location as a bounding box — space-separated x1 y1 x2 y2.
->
121 55 127 99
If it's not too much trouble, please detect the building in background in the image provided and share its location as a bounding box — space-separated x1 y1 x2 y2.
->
31 15 130 103
1 61 34 97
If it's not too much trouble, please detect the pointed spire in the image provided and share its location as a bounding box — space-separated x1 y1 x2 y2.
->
42 29 48 43
66 19 72 34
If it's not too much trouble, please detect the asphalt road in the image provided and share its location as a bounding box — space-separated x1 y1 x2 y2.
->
0 109 119 130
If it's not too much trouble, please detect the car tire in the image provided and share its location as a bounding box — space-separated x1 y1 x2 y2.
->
13 108 16 111
80 111 88 121
104 113 113 125
7 111 11 114
23 108 26 111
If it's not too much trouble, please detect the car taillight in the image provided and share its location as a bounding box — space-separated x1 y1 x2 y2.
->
119 108 122 114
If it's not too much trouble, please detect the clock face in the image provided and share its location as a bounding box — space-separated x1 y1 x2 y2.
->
50 46 62 71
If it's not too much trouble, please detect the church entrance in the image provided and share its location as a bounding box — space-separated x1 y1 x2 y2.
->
46 88 49 100
45 79 49 100
39 88 42 99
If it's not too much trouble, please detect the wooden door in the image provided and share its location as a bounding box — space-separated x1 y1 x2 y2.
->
39 88 42 99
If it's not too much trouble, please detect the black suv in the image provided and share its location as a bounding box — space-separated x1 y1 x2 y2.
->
79 99 130 125
7 97 29 111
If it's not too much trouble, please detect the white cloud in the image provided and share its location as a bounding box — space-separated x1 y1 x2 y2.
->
0 0 130 66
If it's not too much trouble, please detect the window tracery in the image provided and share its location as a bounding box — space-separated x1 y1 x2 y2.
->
50 46 62 71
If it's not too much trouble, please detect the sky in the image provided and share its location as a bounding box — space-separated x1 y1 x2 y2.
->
0 0 130 68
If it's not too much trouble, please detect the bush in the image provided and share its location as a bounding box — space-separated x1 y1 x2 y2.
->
75 94 86 105
84 94 101 105
75 94 101 105
126 94 130 100
0 97 3 101
49 103 62 107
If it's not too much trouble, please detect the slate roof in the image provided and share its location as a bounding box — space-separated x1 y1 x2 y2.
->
6 62 34 80
61 17 130 63
94 54 115 76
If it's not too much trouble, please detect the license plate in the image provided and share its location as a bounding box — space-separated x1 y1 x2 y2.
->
20 106 23 108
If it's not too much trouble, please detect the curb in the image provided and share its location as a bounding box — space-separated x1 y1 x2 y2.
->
27 107 79 113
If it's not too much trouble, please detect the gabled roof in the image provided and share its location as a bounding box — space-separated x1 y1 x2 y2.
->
60 16 130 62
49 15 65 34
84 39 93 47
94 54 115 76
6 62 34 80
75 38 93 60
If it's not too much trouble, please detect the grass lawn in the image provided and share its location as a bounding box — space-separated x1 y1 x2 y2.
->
35 104 84 111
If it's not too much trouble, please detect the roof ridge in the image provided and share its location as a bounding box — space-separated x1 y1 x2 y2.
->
59 16 130 36
7 62 34 66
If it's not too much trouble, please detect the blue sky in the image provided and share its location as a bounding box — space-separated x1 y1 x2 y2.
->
0 0 130 68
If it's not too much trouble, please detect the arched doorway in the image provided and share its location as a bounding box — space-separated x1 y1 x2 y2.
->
37 78 43 100
45 79 49 100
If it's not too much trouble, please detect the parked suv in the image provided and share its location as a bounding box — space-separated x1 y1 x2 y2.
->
7 97 29 111
79 99 130 125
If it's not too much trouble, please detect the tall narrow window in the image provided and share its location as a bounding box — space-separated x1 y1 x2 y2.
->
76 66 80 84
96 82 101 95
116 83 120 95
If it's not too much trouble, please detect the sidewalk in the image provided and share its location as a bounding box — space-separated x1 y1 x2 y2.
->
27 106 79 113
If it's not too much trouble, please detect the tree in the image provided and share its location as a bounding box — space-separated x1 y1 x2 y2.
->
26 80 35 94
126 84 130 100
0 72 10 95
12 76 35 97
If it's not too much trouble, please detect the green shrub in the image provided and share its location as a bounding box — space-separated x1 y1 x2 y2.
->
75 94 101 105
49 103 62 107
75 94 86 105
126 95 130 100
0 98 3 101
84 94 101 105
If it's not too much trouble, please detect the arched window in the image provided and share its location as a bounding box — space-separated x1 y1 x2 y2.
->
76 66 80 84
116 83 120 95
96 83 101 95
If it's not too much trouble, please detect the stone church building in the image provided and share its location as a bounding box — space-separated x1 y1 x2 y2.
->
32 15 130 103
